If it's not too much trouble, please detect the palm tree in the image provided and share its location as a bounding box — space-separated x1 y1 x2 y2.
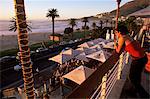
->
105 19 109 27
92 22 97 30
82 17 89 28
69 18 77 32
46 8 59 42
9 17 32 32
13 0 34 98
69 18 77 39
91 22 98 39
99 20 103 29
82 17 89 38
110 21 113 28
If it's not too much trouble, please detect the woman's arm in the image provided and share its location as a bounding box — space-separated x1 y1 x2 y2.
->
114 36 125 53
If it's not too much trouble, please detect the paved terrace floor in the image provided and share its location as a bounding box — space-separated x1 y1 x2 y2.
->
108 57 150 99
120 71 150 99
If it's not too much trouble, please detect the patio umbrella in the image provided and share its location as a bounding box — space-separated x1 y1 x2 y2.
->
87 41 95 46
75 47 88 54
90 44 102 51
84 48 97 55
49 53 72 64
78 42 92 48
92 39 102 45
75 52 89 62
62 65 95 85
103 42 114 49
86 50 111 63
97 42 106 47
75 47 96 54
62 48 79 57
97 38 107 43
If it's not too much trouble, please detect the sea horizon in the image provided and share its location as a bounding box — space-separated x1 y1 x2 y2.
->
0 19 110 36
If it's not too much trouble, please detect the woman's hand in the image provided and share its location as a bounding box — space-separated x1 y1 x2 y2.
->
115 36 125 53
114 42 118 49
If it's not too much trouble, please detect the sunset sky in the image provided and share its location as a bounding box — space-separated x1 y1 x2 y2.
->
0 0 132 20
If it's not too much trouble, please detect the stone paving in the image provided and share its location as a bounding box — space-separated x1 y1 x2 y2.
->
108 55 150 99
120 70 150 99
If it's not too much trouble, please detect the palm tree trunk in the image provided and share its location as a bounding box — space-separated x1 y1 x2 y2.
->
72 25 74 39
84 22 87 38
13 0 34 98
85 22 87 28
72 25 74 32
52 18 55 42
101 22 103 29
111 22 112 28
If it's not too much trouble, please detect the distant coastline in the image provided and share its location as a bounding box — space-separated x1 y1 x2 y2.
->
0 19 101 36
0 19 109 51
0 20 69 36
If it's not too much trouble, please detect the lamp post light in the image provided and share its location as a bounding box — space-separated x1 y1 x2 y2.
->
115 0 121 42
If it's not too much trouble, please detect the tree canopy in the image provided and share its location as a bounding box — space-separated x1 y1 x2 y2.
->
64 27 73 34
69 18 77 30
46 8 59 19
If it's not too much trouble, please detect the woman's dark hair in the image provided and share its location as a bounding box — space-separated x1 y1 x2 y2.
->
118 23 129 35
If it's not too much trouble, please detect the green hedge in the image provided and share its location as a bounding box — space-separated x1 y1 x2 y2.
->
0 31 90 57
0 48 19 57
72 31 91 39
0 40 58 57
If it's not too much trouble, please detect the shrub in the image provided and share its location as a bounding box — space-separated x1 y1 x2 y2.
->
82 26 89 30
64 27 73 34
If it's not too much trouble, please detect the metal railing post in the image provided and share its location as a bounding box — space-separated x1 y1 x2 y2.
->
43 82 47 93
100 74 107 99
117 53 123 80
60 77 64 96
141 34 145 47
134 35 137 40
125 52 129 64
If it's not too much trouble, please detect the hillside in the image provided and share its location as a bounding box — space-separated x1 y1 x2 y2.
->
110 0 150 16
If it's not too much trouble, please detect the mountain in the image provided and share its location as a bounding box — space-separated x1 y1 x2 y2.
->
110 0 150 16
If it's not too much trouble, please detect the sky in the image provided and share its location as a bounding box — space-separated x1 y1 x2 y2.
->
0 0 133 20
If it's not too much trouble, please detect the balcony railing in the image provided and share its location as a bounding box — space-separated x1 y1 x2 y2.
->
66 51 130 98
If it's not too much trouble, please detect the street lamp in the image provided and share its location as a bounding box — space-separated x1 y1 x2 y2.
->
115 0 121 42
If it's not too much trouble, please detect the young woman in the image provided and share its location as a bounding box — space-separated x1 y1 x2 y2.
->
114 25 149 98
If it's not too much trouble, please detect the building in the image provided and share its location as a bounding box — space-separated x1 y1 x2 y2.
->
49 34 63 42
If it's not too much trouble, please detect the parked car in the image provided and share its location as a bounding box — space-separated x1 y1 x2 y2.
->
36 47 48 53
62 47 71 52
59 41 67 45
0 56 17 71
68 40 74 44
0 56 16 62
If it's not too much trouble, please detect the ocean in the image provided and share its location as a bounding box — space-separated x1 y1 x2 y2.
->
0 19 103 36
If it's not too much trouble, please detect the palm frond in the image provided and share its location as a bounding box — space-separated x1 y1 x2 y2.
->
9 17 32 32
46 8 59 18
69 18 77 26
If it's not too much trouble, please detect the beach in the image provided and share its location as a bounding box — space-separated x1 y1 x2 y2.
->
0 33 51 51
